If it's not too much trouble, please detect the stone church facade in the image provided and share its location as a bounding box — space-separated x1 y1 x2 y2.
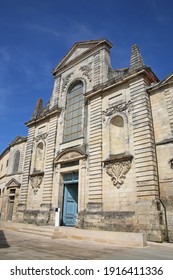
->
0 39 173 242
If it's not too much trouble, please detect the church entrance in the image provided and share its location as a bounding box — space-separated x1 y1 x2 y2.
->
62 172 78 226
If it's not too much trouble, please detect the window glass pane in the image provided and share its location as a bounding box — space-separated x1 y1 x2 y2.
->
73 117 78 125
66 112 72 120
73 110 78 118
72 125 78 133
66 120 71 127
73 103 78 110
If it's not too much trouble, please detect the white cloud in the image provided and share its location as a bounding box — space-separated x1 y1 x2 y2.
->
25 23 61 38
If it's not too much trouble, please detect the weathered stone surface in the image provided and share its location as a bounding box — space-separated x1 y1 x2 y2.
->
0 40 173 243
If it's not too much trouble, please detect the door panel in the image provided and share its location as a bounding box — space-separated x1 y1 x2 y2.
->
63 183 78 226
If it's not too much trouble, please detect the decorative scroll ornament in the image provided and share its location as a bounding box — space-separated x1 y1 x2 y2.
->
62 73 73 92
34 133 48 142
30 175 43 194
105 160 131 188
80 64 92 81
103 101 132 117
61 152 81 161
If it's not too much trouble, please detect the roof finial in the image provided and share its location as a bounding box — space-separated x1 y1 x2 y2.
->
129 44 144 70
32 98 43 118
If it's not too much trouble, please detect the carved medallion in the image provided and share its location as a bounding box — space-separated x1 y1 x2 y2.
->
105 160 131 188
30 175 43 194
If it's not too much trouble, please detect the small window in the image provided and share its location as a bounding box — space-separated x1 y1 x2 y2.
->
9 189 16 194
1 164 3 171
6 160 8 167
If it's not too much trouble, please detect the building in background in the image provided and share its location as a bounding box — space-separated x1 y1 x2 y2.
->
0 39 173 242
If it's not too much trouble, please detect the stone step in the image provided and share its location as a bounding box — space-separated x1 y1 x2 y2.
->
0 221 54 238
19 228 53 237
0 222 147 247
53 227 147 247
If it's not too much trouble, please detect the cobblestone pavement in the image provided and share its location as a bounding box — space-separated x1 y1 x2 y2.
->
0 229 173 260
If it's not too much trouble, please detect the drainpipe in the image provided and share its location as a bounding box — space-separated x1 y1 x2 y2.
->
159 198 169 242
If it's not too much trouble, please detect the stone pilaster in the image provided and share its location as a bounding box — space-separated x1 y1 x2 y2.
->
19 126 35 204
130 77 164 241
42 115 58 203
164 89 173 134
88 94 102 208
49 75 61 109
94 53 100 86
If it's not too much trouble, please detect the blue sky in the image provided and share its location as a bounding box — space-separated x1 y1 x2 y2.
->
0 0 173 154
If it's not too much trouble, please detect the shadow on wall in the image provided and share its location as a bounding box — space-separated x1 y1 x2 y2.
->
0 230 10 249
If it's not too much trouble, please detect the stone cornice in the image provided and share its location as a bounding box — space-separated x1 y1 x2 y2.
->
85 67 158 100
25 107 61 127
156 137 173 146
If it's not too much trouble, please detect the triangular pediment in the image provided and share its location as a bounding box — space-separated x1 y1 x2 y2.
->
9 135 27 147
52 39 112 74
6 178 21 188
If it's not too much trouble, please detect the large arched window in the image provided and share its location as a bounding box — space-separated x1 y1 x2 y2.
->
63 81 84 142
12 150 20 173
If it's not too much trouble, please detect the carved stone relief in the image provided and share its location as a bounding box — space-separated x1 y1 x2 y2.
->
60 152 81 161
105 160 131 188
30 175 43 195
80 64 92 81
34 133 48 142
103 101 132 117
61 73 74 92
55 149 87 164
102 101 132 125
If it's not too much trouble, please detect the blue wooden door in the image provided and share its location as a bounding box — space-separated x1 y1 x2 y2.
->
63 183 78 226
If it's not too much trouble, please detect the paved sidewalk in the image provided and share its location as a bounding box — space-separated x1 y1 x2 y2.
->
0 229 173 260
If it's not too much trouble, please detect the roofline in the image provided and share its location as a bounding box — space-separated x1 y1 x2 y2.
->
52 38 112 76
148 72 173 92
9 136 27 147
0 146 10 159
85 66 159 99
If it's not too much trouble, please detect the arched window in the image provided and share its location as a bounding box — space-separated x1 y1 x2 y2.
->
34 142 44 172
110 115 125 154
12 150 20 173
63 81 84 142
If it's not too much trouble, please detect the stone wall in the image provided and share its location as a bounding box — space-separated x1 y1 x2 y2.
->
150 83 173 242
